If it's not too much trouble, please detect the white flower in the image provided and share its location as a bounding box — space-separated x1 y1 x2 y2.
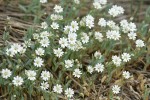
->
75 41 83 51
128 32 137 40
59 37 68 48
73 69 82 78
53 48 64 58
65 60 74 68
121 53 131 62
111 30 120 40
25 70 36 81
35 48 45 56
135 39 145 47
67 43 77 51
25 39 32 47
107 20 120 31
120 19 130 33
106 30 113 39
81 33 89 44
41 22 48 29
74 0 80 4
51 14 63 21
94 0 107 5
54 5 63 13
80 17 86 26
113 25 120 31
106 30 120 40
53 84 63 94
123 71 130 79
120 20 137 33
34 57 44 67
33 33 39 40
112 55 122 66
57 15 63 20
40 31 50 38
50 14 58 21
40 38 50 47
108 5 124 17
94 63 104 72
19 47 26 54
94 51 102 59
65 88 74 98
70 21 79 32
40 0 47 3
98 18 107 27
6 48 15 57
51 22 59 29
112 85 121 94
41 82 49 90
68 32 77 44
99 0 107 5
95 32 103 42
93 2 102 9
86 15 94 29
64 25 70 34
107 20 116 28
12 76 24 86
11 43 22 54
41 71 51 81
1 69 12 79
129 22 137 32
107 20 119 31
87 66 94 74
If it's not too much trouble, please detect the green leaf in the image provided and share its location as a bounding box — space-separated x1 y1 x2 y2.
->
139 22 149 37
2 32 9 41
145 7 150 23
43 91 50 100
19 5 27 12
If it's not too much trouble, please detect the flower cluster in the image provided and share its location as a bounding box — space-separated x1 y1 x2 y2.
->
53 85 74 98
109 5 124 17
6 43 26 57
1 0 147 99
93 0 107 9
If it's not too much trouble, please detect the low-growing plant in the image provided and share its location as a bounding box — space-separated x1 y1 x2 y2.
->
0 0 149 99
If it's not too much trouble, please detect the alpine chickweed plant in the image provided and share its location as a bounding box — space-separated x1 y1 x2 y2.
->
0 0 149 99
